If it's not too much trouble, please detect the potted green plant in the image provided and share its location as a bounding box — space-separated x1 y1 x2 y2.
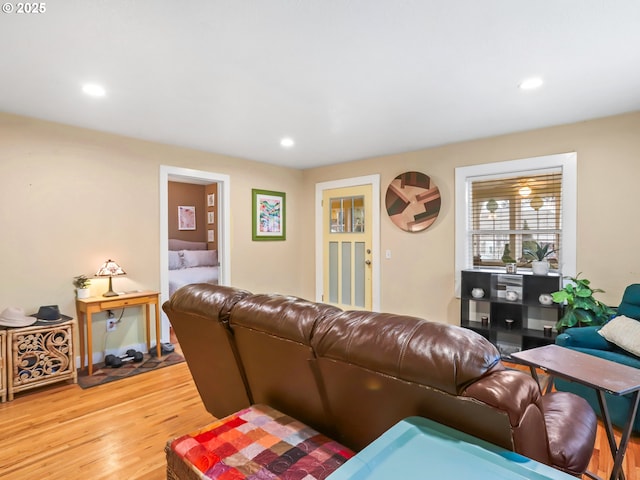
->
551 273 615 332
73 275 92 299
523 241 556 275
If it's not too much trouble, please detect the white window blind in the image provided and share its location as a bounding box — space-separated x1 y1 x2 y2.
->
468 170 562 270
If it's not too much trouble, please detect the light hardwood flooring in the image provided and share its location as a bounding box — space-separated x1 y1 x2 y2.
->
0 361 214 479
582 407 640 479
590 423 640 480
1 362 639 479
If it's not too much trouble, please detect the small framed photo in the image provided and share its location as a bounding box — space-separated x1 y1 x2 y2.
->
178 206 196 230
252 189 286 241
208 211 215 224
207 229 214 242
207 193 215 207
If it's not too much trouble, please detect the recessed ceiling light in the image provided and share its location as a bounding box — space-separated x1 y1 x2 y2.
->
280 137 295 148
82 83 106 97
519 77 544 90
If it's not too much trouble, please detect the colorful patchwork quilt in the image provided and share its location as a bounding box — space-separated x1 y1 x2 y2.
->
168 404 354 479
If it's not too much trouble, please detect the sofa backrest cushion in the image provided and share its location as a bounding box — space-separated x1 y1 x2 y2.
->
310 311 513 450
311 311 503 395
617 284 640 320
166 283 251 324
230 293 341 343
163 283 252 418
229 294 342 435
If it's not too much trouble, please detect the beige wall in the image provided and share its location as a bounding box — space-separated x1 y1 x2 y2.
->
168 182 206 242
0 112 304 351
2 111 639 351
300 112 640 324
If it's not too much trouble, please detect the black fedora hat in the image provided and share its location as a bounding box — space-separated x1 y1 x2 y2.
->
30 305 73 323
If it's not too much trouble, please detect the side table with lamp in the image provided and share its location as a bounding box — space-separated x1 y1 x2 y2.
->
76 259 161 375
95 258 127 297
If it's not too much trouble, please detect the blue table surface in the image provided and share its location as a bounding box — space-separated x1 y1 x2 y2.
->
327 416 574 480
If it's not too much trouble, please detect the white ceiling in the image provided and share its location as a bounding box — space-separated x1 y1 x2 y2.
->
2 1 639 169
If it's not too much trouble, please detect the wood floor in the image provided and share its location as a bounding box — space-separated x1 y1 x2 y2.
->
0 362 638 479
587 410 639 479
0 361 214 479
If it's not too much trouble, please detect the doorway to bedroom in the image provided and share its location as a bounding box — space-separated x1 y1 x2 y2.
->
159 166 231 342
167 181 220 294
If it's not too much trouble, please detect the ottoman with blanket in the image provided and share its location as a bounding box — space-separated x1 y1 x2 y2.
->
166 404 354 479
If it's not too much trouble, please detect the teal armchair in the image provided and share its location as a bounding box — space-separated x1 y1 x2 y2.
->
555 284 640 432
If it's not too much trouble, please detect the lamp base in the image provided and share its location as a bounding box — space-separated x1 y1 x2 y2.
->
102 276 120 297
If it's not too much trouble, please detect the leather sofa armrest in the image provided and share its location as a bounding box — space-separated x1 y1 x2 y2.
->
464 369 552 466
555 325 613 350
542 392 597 476
463 369 542 427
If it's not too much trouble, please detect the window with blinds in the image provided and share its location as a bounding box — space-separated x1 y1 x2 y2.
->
468 169 562 270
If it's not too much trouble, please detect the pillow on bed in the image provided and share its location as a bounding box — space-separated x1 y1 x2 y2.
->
598 315 640 357
168 251 184 270
168 239 207 251
182 249 218 268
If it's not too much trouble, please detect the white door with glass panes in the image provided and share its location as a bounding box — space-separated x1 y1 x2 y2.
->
322 185 372 310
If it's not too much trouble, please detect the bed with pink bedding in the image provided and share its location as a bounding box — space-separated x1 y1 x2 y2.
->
168 239 219 297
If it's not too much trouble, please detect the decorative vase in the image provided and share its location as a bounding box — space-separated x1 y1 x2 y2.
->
76 288 90 299
531 260 549 275
471 288 485 298
505 290 519 302
538 293 553 305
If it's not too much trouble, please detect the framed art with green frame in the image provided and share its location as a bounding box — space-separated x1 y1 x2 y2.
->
252 189 286 241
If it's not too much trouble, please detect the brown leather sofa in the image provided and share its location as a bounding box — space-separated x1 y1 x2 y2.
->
164 284 597 477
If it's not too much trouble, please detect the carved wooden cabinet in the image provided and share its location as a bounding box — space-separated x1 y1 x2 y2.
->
6 318 77 401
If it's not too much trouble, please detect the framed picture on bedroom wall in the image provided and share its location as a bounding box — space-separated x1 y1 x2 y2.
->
252 189 286 241
178 205 196 230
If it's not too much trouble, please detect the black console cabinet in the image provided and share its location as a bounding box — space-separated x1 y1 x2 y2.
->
460 269 562 358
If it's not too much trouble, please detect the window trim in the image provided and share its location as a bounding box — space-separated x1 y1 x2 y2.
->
454 152 577 297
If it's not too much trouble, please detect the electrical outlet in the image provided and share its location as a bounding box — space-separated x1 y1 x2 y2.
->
106 311 117 332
